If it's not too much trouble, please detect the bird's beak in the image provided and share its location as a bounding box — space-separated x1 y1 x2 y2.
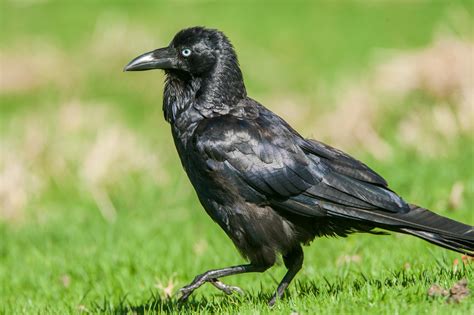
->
124 47 176 72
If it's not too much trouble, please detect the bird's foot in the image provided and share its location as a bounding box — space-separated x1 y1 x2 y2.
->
268 294 279 307
177 281 202 302
177 275 244 302
177 272 214 302
209 278 244 295
177 284 198 302
177 275 203 302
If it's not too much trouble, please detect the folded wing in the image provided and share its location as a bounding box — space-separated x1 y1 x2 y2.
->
194 111 409 217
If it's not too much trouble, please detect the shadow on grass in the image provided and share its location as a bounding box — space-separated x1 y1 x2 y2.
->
93 290 275 314
93 265 472 314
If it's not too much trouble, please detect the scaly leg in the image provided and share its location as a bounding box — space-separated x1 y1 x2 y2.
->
209 278 244 295
178 263 269 302
268 246 304 306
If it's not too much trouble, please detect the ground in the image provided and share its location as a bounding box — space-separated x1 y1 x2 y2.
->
0 1 473 314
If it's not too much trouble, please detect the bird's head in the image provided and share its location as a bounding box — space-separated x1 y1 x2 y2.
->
124 27 238 78
125 27 246 122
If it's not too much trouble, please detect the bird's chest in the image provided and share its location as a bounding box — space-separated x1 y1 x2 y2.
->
173 131 228 198
171 116 217 194
171 127 233 229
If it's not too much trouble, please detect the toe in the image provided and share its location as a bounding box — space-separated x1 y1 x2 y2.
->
268 295 277 307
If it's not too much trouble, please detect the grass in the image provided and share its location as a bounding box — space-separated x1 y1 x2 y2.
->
0 1 473 314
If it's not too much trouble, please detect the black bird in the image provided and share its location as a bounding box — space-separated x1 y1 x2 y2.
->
125 27 474 305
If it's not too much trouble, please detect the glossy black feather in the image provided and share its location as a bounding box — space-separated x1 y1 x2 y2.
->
126 27 473 302
160 27 473 260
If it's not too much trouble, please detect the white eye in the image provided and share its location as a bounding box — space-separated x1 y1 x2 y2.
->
181 48 192 57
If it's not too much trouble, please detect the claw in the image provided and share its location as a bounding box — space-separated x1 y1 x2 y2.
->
209 278 244 295
177 285 196 302
268 295 277 307
177 277 245 303
175 265 258 303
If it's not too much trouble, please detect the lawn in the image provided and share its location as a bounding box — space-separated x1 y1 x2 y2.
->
0 1 473 314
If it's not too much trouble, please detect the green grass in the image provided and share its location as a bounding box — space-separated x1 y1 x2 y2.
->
0 1 473 314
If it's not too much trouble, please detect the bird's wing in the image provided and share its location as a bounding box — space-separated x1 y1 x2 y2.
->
194 112 409 217
195 115 315 198
299 139 388 187
252 104 389 187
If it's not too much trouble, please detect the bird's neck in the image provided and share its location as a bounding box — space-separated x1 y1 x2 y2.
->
163 56 246 124
163 71 200 124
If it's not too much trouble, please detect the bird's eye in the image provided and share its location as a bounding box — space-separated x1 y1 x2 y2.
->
181 48 192 57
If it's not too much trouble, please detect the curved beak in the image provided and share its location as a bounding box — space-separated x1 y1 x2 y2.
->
124 46 176 72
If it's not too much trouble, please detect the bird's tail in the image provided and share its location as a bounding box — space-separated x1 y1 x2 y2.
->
327 204 474 256
387 205 474 255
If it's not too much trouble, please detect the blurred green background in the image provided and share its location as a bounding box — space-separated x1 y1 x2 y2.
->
0 1 473 314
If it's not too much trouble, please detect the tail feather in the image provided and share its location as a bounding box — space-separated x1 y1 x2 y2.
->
393 205 473 255
326 203 474 255
400 228 473 254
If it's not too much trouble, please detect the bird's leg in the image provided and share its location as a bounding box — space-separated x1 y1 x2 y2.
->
209 278 244 295
268 246 304 306
178 264 268 302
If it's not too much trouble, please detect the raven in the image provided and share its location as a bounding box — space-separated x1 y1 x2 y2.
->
125 27 473 305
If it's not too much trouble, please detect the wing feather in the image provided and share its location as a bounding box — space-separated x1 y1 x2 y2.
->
194 109 409 216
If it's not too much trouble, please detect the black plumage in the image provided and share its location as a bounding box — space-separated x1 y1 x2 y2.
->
124 27 474 305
